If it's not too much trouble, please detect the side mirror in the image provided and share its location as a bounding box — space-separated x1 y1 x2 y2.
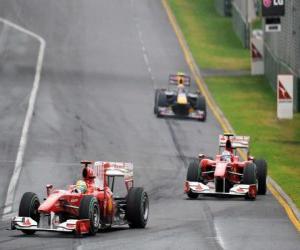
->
198 154 205 159
46 184 53 196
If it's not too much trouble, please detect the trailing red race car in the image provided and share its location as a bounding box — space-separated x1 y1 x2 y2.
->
11 161 149 236
184 134 267 200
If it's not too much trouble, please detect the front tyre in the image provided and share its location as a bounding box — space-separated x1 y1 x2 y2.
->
19 192 40 235
126 187 149 228
154 89 159 114
254 159 267 195
79 196 100 235
156 92 168 117
195 95 206 121
186 159 201 199
242 163 257 200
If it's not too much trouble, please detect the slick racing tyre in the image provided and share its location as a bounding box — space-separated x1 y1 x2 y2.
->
186 159 201 199
195 95 206 121
242 163 256 185
254 159 267 195
126 187 149 228
19 192 40 235
187 159 201 182
79 196 100 235
154 89 159 114
156 92 168 117
242 163 257 200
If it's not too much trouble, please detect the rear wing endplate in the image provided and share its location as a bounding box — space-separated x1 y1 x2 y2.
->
93 161 133 189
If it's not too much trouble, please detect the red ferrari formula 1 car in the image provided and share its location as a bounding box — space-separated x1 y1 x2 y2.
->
11 161 149 235
184 134 267 200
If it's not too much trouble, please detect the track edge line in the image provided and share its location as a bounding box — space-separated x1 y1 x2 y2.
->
161 0 300 233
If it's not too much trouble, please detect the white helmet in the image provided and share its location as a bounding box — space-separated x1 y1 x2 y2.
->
221 150 231 162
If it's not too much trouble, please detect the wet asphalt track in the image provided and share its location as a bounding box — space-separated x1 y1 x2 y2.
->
0 1 299 249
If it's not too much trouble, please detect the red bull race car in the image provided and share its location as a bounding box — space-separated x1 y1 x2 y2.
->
154 73 206 121
11 161 149 236
184 134 267 200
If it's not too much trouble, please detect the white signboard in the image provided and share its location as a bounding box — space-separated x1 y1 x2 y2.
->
251 30 264 75
277 75 293 119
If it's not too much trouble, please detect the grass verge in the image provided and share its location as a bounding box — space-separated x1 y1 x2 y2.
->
168 0 250 70
168 0 300 208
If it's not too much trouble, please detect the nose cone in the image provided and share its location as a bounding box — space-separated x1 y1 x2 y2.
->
177 93 187 104
38 192 64 213
214 162 227 178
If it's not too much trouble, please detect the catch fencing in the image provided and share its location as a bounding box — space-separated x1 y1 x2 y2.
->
231 0 258 48
264 0 300 111
214 0 232 16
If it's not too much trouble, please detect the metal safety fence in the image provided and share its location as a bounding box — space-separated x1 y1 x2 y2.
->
231 0 258 48
264 0 300 111
214 0 232 16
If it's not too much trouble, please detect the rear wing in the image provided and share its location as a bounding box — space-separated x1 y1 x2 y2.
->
169 74 191 86
93 161 133 189
219 135 250 149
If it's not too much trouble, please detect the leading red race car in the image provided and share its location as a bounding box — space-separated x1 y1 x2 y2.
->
11 160 149 235
184 134 267 200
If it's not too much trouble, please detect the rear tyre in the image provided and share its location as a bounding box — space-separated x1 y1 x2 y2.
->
79 196 100 235
126 187 149 228
242 163 257 200
254 159 267 195
19 192 40 235
186 159 201 199
195 95 206 121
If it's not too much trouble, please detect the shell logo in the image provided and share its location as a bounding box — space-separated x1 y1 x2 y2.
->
263 0 272 8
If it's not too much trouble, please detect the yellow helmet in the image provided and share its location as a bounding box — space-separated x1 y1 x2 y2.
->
76 180 87 193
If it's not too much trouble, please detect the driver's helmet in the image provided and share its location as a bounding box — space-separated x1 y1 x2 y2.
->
76 180 87 193
221 150 231 162
177 72 185 84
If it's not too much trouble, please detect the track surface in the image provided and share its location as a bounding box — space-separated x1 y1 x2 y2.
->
0 1 299 249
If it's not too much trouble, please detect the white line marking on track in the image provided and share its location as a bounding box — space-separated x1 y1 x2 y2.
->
131 0 156 88
143 53 149 66
0 17 46 217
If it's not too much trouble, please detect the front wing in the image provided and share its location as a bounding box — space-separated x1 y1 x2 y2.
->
11 216 90 234
157 107 205 120
185 181 257 198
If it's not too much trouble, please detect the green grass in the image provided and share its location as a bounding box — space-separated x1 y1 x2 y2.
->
168 0 300 208
168 0 250 70
252 18 262 30
206 76 300 208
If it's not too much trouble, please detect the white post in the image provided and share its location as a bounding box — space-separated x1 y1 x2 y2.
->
277 75 293 119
